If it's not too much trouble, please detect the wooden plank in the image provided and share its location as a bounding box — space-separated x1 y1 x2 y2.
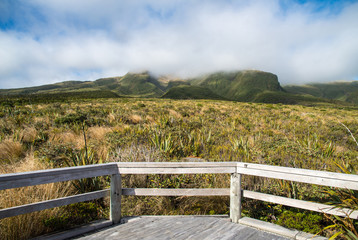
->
0 163 118 190
116 162 238 168
33 220 112 240
237 162 358 182
110 174 121 224
243 190 358 219
73 216 289 240
230 173 242 223
118 167 235 174
0 189 109 219
237 167 358 190
121 188 230 196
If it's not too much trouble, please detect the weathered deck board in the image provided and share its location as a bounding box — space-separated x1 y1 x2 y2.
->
74 216 290 240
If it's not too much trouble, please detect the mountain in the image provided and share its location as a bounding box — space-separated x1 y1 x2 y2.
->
0 71 165 98
189 70 284 101
0 70 356 105
284 81 358 104
0 70 282 101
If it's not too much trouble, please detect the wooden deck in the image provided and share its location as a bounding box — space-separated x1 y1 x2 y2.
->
1 162 349 239
73 216 290 240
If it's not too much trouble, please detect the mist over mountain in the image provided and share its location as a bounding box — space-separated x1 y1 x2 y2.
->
0 69 356 105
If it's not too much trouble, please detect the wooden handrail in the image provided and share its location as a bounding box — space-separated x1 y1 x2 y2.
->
1 162 358 225
0 163 118 190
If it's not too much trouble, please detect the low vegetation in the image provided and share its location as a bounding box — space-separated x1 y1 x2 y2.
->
0 96 357 239
162 85 226 100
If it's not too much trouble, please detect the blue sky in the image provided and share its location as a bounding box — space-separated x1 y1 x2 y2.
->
0 0 358 88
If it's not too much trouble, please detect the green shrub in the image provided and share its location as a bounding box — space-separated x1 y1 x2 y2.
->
276 210 323 234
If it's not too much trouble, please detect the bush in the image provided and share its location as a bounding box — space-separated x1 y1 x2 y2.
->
276 210 323 234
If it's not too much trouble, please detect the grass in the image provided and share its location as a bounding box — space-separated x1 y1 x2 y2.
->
0 97 357 238
0 152 73 240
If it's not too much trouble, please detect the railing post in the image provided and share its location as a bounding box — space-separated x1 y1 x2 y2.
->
110 173 121 224
230 172 242 223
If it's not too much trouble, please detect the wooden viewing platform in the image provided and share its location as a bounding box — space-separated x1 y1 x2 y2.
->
72 216 292 240
1 162 358 239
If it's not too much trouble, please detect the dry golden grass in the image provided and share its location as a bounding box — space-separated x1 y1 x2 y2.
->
0 140 24 163
128 114 142 124
145 115 155 124
169 109 182 119
108 112 116 123
65 108 76 114
20 127 37 143
0 152 72 240
88 126 112 142
50 131 85 149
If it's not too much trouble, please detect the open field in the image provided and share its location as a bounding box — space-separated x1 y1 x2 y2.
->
1 98 358 239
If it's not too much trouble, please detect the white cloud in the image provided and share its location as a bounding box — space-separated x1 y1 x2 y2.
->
0 0 358 88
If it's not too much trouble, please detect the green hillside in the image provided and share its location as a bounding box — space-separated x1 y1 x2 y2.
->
0 71 165 98
162 85 226 100
190 70 283 101
284 81 358 103
114 72 165 97
0 81 91 95
0 70 356 106
252 91 332 105
166 80 190 89
346 90 358 104
0 90 121 104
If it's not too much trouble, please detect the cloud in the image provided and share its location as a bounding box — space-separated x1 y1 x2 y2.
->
0 0 358 88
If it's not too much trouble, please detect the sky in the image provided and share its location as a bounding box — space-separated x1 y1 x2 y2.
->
0 0 358 89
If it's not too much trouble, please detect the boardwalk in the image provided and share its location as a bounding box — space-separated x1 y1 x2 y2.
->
74 216 290 240
1 162 345 239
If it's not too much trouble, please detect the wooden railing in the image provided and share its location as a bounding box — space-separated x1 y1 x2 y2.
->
1 162 358 226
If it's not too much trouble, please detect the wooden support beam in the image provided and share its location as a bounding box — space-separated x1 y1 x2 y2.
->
0 163 117 190
117 167 235 174
230 173 242 223
110 174 121 224
0 190 109 219
121 188 230 196
243 190 358 219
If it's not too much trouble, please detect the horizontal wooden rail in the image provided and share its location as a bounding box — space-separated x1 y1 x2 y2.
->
236 162 358 190
243 190 358 219
0 163 118 190
2 162 357 190
120 188 358 219
0 190 109 219
121 188 230 196
117 162 237 174
116 162 238 168
119 187 358 219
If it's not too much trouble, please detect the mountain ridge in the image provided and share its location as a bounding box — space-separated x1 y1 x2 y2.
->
0 70 356 105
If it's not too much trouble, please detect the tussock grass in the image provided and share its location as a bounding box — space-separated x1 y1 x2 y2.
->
20 127 37 143
0 153 72 240
50 131 85 149
128 114 143 124
0 140 24 164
